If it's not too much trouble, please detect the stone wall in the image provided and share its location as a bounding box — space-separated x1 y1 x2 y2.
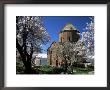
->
47 42 63 67
59 30 80 43
47 23 80 67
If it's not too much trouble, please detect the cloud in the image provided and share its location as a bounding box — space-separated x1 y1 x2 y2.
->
36 53 47 58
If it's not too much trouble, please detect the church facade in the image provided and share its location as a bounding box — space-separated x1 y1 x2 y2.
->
47 23 80 67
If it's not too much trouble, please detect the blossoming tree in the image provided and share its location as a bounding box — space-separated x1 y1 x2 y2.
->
82 17 94 63
16 16 50 73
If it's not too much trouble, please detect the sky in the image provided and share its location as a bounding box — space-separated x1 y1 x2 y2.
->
41 16 93 53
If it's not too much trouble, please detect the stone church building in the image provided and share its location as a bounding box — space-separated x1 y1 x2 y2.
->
47 23 80 67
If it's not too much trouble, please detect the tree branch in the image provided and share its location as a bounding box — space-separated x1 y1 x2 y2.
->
30 43 33 57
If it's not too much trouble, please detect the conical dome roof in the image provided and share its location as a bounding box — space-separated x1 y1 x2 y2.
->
61 23 77 32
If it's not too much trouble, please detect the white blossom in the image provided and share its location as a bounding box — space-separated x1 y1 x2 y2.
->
82 17 94 61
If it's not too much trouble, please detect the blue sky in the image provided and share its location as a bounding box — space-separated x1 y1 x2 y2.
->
41 16 93 53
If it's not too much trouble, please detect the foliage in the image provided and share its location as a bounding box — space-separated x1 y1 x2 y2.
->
87 65 94 70
16 16 50 73
53 67 65 74
16 16 50 53
82 17 94 59
72 62 85 68
55 41 85 62
33 65 64 74
37 65 54 74
73 67 89 74
16 64 94 74
52 41 86 73
16 60 25 74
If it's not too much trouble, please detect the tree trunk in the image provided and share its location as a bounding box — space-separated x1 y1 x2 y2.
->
24 59 32 74
63 59 68 74
16 38 34 74
65 60 68 73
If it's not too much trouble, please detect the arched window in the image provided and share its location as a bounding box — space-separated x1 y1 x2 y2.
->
56 60 58 66
61 37 62 42
50 58 52 65
68 37 70 41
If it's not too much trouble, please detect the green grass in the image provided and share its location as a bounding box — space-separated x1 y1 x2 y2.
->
34 65 65 74
73 67 94 74
16 63 94 74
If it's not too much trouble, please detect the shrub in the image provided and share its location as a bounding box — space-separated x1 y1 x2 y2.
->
87 65 94 71
33 65 65 74
16 61 25 74
72 62 85 68
53 67 65 74
34 65 54 74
